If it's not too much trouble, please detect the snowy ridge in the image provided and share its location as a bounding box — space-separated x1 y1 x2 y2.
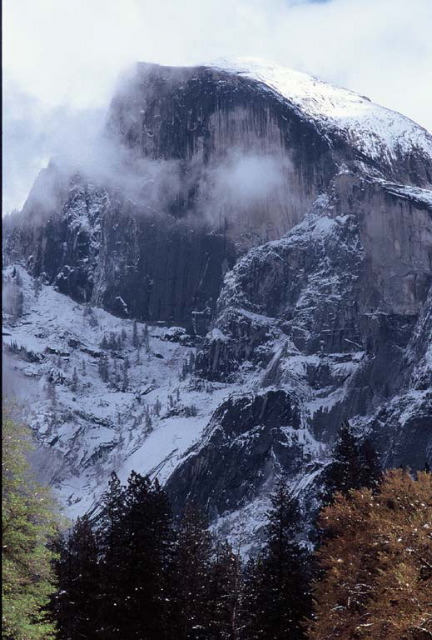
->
2 266 233 519
379 180 432 208
208 57 432 165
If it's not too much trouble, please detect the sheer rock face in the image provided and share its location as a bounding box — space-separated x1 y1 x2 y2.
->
195 174 432 434
3 60 432 531
7 61 432 331
165 389 304 518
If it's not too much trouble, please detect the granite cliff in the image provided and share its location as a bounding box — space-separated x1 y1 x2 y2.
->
3 58 431 544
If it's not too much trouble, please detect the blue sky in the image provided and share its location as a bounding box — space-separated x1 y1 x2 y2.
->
3 0 432 212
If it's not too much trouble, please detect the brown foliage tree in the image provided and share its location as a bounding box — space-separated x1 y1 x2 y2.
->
308 469 432 640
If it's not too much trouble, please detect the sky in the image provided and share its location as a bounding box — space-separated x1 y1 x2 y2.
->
3 0 432 213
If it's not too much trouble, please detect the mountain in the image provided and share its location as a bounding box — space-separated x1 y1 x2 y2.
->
3 58 432 546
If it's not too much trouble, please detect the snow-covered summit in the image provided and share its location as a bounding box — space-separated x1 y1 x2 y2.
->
207 57 432 165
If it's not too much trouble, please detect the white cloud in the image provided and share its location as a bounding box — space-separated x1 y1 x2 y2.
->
3 0 432 212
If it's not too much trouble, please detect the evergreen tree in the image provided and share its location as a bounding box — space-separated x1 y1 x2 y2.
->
241 480 312 640
121 472 176 639
208 542 242 640
321 421 382 505
173 505 214 639
46 379 57 406
135 345 142 365
98 353 109 383
132 320 140 348
33 276 42 298
97 472 128 639
142 324 150 352
71 367 79 393
358 438 382 489
154 398 162 417
80 359 87 376
2 406 59 640
121 361 129 392
52 516 100 640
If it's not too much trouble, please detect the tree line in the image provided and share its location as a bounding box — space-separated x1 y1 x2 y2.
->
3 411 431 640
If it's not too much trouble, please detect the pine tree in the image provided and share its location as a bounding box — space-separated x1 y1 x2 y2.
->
121 472 176 639
46 379 57 406
320 421 382 505
33 276 42 299
208 541 242 640
97 472 128 639
2 406 59 640
142 324 150 352
132 320 140 348
145 409 153 432
154 398 162 417
52 515 100 640
135 345 142 365
358 437 382 488
241 480 312 640
173 505 214 639
112 358 120 389
71 367 79 393
121 361 129 392
98 353 109 382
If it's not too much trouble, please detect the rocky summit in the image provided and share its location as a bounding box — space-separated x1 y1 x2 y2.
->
3 58 432 547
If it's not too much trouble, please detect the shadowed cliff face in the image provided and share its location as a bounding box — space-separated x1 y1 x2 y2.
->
165 389 303 518
4 62 432 332
3 63 344 330
106 63 339 243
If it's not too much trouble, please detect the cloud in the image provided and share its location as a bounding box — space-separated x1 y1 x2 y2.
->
3 0 432 213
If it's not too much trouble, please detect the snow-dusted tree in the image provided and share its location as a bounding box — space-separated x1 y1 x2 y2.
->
97 472 128 638
308 469 432 640
145 409 153 432
132 320 140 348
71 367 79 393
46 380 57 406
121 361 129 392
153 398 162 417
185 404 198 417
172 505 214 638
33 276 42 299
84 305 98 328
320 421 382 506
98 354 109 383
208 541 243 639
135 345 142 365
142 324 150 352
112 358 121 389
121 472 175 639
52 515 100 640
241 480 312 640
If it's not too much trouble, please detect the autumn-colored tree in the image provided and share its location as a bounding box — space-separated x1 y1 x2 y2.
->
308 469 432 640
2 405 60 640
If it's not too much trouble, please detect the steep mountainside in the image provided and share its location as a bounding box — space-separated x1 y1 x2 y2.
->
3 58 432 545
